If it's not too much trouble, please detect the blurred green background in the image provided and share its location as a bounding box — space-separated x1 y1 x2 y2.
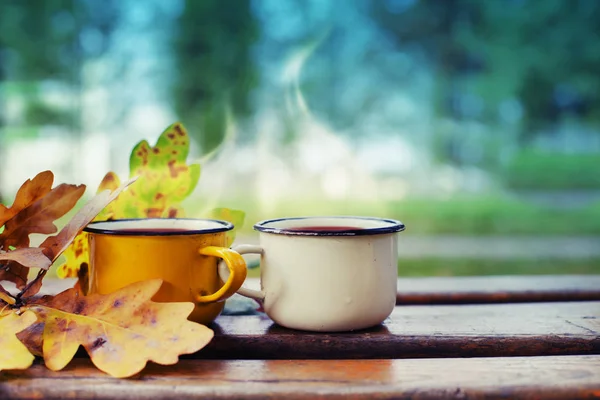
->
1 0 599 276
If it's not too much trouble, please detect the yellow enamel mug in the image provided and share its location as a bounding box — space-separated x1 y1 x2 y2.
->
83 218 247 324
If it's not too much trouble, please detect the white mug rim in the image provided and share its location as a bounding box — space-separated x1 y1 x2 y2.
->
253 216 405 237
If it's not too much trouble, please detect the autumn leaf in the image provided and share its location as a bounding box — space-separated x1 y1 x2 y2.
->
209 207 245 246
0 248 52 269
0 284 15 305
0 171 74 288
0 262 29 290
40 177 136 263
0 171 53 228
23 279 213 378
101 122 201 220
0 311 37 371
92 171 121 222
0 183 85 250
126 122 201 218
55 233 87 279
53 177 136 281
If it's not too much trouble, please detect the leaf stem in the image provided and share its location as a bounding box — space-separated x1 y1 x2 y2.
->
16 269 47 302
0 290 16 305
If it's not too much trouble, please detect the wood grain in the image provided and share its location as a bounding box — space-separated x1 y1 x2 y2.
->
396 275 600 304
37 275 600 305
2 356 600 399
28 280 600 359
201 301 600 359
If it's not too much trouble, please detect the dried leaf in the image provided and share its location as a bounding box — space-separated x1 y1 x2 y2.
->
40 177 136 263
0 183 85 250
93 172 121 222
0 285 15 305
209 208 246 246
0 311 37 371
0 247 51 296
0 181 84 289
0 171 53 227
0 262 29 289
17 270 47 301
25 279 213 378
0 248 52 270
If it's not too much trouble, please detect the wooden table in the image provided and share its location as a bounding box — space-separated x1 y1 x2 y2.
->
2 276 600 399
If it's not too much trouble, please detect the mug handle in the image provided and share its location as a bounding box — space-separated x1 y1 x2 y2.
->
195 246 248 303
218 244 266 301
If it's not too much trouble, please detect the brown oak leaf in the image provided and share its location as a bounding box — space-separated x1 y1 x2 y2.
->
0 262 29 290
0 248 51 293
23 279 214 378
0 171 53 228
0 183 85 250
0 179 84 289
40 177 137 263
0 248 52 270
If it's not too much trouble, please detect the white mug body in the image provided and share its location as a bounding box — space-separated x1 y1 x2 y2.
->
244 216 404 332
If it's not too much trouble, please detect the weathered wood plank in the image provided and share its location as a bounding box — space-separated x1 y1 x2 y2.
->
37 275 600 305
201 301 600 359
26 280 600 359
396 275 600 304
2 356 600 399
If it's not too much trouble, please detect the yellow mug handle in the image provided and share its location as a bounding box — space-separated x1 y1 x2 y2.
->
195 246 247 303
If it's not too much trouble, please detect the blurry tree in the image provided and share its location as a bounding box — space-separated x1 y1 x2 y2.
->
370 0 600 141
0 0 119 197
170 0 259 153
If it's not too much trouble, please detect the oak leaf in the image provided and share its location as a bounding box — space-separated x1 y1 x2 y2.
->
0 311 37 371
0 171 53 228
24 279 214 378
40 177 137 263
0 183 85 251
0 248 52 270
0 171 81 288
0 248 52 293
92 171 121 222
0 261 29 290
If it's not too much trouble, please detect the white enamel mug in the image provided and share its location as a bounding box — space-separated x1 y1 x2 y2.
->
221 216 405 332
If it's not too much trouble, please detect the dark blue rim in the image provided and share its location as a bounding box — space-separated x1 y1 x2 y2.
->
253 216 405 236
83 218 234 236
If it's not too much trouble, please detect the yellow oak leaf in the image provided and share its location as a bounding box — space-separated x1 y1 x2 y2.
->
25 279 213 378
55 233 87 279
0 311 37 371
